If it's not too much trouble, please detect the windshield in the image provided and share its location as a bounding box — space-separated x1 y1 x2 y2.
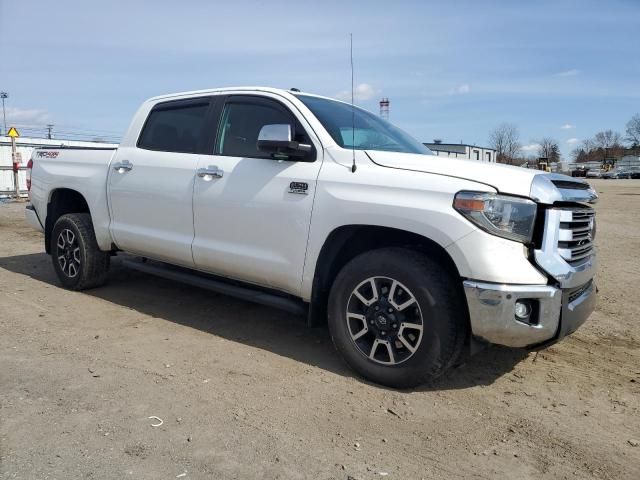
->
295 94 432 155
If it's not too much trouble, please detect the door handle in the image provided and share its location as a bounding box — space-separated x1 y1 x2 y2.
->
113 160 133 173
197 165 224 180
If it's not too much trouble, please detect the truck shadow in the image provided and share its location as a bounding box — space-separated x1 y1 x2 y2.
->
0 252 528 392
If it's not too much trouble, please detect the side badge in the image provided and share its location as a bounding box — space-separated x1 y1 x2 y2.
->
289 181 309 195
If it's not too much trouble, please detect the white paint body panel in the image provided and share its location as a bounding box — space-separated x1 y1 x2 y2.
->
107 146 200 267
28 86 550 303
29 148 117 251
367 150 543 198
446 229 547 285
190 90 325 294
192 155 321 293
299 147 547 300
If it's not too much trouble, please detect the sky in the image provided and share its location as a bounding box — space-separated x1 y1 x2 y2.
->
1 0 638 157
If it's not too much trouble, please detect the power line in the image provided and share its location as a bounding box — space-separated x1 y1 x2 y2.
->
4 125 120 141
8 123 123 137
64 126 123 135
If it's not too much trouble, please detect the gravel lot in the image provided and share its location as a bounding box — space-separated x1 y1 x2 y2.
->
1 179 639 479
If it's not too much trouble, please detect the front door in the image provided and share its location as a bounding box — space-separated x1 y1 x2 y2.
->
192 94 323 295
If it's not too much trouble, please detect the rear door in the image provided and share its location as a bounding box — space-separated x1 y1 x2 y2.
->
191 94 323 295
108 97 214 267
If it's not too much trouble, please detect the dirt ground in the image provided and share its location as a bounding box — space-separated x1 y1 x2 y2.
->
1 179 639 480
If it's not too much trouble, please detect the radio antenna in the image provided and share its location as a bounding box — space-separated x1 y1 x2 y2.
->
350 33 357 173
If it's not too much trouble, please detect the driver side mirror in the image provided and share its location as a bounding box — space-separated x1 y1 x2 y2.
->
257 124 312 159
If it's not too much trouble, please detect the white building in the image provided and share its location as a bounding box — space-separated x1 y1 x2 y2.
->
423 141 497 163
0 136 118 197
617 155 640 168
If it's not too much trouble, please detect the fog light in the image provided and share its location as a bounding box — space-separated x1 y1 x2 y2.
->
514 300 532 320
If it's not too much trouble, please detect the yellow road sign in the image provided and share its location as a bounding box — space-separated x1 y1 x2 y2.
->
7 127 19 138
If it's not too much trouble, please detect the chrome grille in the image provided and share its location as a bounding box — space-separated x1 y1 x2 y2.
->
556 208 595 264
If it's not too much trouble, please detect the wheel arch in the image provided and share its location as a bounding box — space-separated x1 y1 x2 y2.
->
45 188 91 254
308 225 465 328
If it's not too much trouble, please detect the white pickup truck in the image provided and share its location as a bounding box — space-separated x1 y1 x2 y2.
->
25 87 598 387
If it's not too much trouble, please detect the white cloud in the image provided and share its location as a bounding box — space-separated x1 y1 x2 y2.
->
449 84 471 95
334 83 376 102
5 107 51 127
556 69 580 77
560 123 575 129
521 143 541 152
566 138 579 144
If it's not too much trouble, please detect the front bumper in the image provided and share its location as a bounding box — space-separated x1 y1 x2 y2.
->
463 279 596 348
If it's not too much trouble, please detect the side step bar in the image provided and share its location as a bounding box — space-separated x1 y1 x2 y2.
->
121 258 307 316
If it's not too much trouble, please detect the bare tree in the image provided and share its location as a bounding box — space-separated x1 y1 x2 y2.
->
581 138 596 153
625 114 640 147
593 129 624 159
536 137 561 162
570 148 582 162
488 123 521 164
593 129 622 149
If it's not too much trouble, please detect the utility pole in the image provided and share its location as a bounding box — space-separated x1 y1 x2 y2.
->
46 124 54 139
0 92 7 135
13 135 19 198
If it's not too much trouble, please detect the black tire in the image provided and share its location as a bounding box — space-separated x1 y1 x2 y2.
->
50 213 110 290
328 247 467 388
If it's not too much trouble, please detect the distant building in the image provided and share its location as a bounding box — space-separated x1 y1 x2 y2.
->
1 135 118 197
566 155 640 174
618 155 640 168
423 140 496 163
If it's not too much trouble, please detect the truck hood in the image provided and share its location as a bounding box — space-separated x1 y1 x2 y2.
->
366 151 597 204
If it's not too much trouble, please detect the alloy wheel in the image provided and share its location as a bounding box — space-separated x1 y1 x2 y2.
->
345 276 424 365
56 229 81 278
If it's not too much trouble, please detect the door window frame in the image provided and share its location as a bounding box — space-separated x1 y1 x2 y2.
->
210 94 317 162
136 97 219 155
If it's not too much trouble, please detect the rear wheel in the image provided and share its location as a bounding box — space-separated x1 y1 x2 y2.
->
51 213 110 290
328 248 467 388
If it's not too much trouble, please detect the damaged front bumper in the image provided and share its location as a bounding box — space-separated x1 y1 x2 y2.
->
463 279 596 348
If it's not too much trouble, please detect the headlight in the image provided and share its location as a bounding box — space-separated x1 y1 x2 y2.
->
453 191 537 243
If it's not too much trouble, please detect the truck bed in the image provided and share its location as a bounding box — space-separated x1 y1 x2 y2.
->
29 146 120 251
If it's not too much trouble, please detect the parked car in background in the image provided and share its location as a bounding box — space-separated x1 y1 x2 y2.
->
586 169 603 179
24 87 599 388
629 167 640 179
615 169 633 179
602 168 630 179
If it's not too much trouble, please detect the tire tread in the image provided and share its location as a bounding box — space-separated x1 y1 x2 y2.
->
51 213 109 290
328 247 468 388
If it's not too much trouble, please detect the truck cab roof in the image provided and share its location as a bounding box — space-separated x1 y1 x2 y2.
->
147 86 330 103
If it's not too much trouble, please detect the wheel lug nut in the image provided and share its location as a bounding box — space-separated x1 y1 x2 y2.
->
374 306 379 311
388 308 393 313
392 323 397 329
381 331 386 336
369 320 374 325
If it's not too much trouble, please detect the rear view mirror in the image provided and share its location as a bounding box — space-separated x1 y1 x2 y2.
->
257 124 312 159
258 124 292 148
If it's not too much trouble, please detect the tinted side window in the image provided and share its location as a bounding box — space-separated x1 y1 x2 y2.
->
215 100 311 159
138 101 209 153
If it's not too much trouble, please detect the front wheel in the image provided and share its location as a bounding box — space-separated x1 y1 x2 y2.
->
328 248 467 388
51 213 110 290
